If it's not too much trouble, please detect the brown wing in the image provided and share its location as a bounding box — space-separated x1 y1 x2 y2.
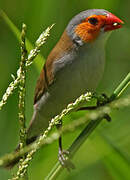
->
34 30 74 104
34 67 48 104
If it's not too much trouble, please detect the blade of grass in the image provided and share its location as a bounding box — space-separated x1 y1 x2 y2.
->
0 9 44 72
104 156 130 180
110 73 130 100
99 134 130 180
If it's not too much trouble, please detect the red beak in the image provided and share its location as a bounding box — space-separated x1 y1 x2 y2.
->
104 12 124 31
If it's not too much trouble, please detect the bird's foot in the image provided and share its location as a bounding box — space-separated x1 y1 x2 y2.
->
93 93 112 122
78 93 111 122
78 93 110 111
94 93 110 106
58 149 75 171
103 113 112 122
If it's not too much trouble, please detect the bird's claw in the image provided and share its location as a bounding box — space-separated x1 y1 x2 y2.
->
58 149 75 171
96 93 110 106
104 113 112 122
96 94 112 122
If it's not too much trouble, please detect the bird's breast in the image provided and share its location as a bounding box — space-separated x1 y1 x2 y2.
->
38 43 105 118
53 43 105 95
28 43 105 138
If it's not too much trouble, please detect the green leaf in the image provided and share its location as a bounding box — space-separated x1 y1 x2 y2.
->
99 134 130 180
0 9 45 73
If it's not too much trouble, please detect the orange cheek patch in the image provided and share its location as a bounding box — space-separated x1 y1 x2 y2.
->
75 15 107 43
75 22 100 42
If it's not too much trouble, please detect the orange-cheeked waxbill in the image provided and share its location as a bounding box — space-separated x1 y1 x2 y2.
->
7 9 124 169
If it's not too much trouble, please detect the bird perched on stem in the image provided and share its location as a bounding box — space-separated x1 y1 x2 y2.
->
7 9 124 169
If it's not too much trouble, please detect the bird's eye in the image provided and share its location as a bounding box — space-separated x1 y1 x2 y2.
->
88 18 98 25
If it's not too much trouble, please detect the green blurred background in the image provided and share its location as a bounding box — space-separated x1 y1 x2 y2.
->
0 0 130 179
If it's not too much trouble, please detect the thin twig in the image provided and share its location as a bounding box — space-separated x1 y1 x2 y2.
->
26 24 54 67
19 23 27 149
16 23 28 180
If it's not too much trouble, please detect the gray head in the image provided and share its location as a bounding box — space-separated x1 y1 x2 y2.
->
66 9 123 45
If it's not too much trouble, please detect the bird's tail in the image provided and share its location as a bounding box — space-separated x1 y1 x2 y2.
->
4 136 37 169
5 109 48 169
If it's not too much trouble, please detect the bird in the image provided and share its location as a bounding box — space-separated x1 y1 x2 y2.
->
7 9 124 169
